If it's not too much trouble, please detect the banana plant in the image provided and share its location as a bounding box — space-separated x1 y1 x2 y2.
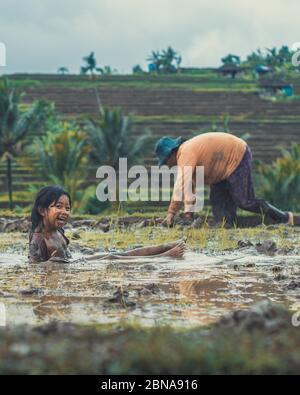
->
32 121 91 211
80 52 103 77
0 78 51 210
257 143 300 211
85 107 152 168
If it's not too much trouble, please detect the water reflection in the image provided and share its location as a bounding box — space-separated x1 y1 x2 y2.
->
0 251 298 327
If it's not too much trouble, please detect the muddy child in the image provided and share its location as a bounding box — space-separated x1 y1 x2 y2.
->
28 186 186 263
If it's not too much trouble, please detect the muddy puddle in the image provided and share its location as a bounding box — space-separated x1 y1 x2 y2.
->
1 248 300 328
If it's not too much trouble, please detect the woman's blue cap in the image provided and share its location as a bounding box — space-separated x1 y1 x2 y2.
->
155 136 184 166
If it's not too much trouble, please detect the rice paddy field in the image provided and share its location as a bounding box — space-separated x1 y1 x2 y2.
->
0 214 300 374
1 71 300 210
0 71 300 375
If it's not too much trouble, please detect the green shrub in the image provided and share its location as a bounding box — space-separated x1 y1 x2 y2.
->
256 143 300 212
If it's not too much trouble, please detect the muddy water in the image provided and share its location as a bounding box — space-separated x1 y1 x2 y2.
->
0 250 299 327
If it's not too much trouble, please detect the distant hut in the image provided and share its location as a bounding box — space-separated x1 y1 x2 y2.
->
259 80 293 96
218 63 244 79
255 64 273 76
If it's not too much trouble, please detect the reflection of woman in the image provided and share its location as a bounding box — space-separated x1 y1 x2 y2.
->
31 267 71 322
178 279 225 299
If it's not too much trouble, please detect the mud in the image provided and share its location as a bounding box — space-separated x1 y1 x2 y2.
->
1 213 300 234
0 240 299 328
216 300 291 333
0 300 299 374
0 217 299 328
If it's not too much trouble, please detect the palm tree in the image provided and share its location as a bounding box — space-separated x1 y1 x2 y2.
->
57 67 69 75
257 142 300 211
85 107 152 205
32 122 91 211
147 50 162 73
221 54 241 65
161 46 182 73
80 52 103 77
147 47 181 73
85 107 152 168
266 45 293 68
132 65 143 74
278 46 291 65
246 49 265 67
0 78 50 210
245 46 293 70
266 47 279 67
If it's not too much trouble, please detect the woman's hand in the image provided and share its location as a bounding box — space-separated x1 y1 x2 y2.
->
163 213 175 227
183 212 194 221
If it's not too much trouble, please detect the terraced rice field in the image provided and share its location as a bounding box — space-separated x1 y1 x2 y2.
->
1 73 299 209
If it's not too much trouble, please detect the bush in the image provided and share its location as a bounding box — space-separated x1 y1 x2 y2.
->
256 143 300 212
82 192 111 215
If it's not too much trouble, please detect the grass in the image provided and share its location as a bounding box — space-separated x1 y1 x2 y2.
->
0 305 299 374
270 94 300 102
0 191 34 203
8 74 258 91
62 222 300 252
9 79 42 89
6 72 300 96
134 114 300 123
0 220 298 253
37 79 258 92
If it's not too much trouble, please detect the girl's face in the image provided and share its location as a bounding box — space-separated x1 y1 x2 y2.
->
39 194 71 230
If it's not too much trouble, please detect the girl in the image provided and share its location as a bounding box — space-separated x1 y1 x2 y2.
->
29 186 186 263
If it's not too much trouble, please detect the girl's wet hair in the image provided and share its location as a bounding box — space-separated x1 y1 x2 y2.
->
30 186 71 237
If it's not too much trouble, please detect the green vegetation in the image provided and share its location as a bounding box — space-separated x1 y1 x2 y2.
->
85 107 152 168
245 45 297 71
0 314 299 374
147 46 182 74
0 216 298 255
8 79 41 89
31 120 92 212
0 78 51 210
80 51 104 76
84 107 152 211
1 44 300 376
1 43 300 213
57 67 69 75
132 64 144 74
221 54 241 65
257 143 300 212
36 77 258 91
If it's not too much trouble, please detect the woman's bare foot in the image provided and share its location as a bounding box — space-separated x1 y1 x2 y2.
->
161 241 186 259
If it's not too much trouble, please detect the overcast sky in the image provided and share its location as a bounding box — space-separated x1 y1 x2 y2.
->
0 0 299 74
